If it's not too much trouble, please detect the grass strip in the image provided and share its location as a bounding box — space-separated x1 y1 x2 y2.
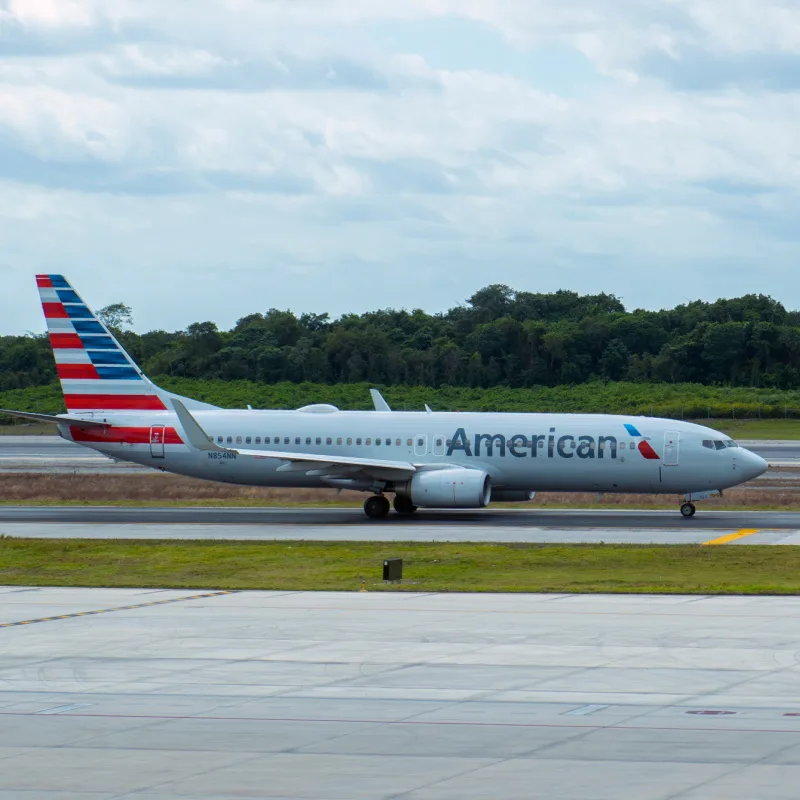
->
2 539 800 594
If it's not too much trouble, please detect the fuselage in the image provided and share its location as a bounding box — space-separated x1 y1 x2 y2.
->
61 409 767 495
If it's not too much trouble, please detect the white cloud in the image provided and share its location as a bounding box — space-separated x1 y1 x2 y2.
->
1 0 800 333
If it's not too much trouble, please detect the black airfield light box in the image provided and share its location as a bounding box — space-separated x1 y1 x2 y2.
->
383 559 402 582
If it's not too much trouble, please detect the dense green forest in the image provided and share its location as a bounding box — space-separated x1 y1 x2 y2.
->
3 285 800 394
3 379 800 420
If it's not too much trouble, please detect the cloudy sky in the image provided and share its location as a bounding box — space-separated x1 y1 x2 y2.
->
2 0 800 334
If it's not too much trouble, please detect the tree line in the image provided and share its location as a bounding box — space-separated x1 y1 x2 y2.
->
2 285 800 392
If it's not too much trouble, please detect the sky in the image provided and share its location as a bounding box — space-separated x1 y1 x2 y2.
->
1 0 800 334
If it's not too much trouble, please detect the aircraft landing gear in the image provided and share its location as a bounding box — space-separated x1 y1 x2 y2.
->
393 495 417 516
680 502 696 518
364 495 391 519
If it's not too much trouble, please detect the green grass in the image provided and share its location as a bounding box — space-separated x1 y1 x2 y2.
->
2 539 800 594
709 418 800 439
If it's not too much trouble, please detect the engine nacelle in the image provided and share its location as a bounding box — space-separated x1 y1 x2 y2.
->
491 490 535 503
404 468 491 509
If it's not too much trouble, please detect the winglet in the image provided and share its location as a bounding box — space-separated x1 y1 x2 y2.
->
370 389 391 412
172 399 224 451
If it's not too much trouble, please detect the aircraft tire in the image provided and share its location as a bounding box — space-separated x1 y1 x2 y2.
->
364 495 391 519
680 502 696 518
393 496 418 515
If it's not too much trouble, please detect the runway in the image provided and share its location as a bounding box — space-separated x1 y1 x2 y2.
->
2 506 800 544
0 435 149 473
0 435 798 472
3 588 800 799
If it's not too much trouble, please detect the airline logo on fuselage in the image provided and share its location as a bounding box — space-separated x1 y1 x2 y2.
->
446 424 660 461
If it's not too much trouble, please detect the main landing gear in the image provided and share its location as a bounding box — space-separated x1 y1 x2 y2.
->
680 502 696 518
363 494 418 518
393 496 418 516
364 495 390 519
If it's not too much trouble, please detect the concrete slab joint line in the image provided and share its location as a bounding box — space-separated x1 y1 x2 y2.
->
0 590 236 629
702 528 760 546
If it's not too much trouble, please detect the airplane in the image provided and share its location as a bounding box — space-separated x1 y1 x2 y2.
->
0 275 768 519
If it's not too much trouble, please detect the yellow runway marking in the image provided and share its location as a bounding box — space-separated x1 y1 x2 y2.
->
702 529 760 546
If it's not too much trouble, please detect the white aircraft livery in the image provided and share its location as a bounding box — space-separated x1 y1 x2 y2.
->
1 275 768 518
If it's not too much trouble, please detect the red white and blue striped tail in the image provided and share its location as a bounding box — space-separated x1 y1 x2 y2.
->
36 274 220 415
37 274 167 413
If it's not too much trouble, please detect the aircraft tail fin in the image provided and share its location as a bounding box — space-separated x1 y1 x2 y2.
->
36 274 218 415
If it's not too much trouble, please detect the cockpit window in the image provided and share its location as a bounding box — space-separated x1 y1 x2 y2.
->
702 440 714 449
725 440 738 448
714 440 726 450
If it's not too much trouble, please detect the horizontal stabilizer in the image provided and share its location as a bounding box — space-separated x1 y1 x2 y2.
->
0 408 108 429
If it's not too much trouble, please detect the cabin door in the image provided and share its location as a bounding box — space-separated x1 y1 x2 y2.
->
150 425 166 458
662 431 679 466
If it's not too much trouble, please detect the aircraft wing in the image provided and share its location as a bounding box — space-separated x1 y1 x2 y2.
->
172 400 416 476
0 408 108 429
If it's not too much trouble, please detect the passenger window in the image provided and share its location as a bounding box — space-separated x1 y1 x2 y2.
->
357 438 362 445
227 436 233 444
599 441 605 450
245 436 252 444
337 437 342 445
630 441 635 449
435 438 442 447
306 437 311 445
407 439 413 446
347 437 352 445
366 438 372 445
702 440 714 449
396 439 401 446
620 442 626 450
537 440 544 448
316 437 321 445
376 438 382 445
386 438 391 446
284 437 290 445
217 436 223 443
326 437 332 445
417 438 424 447
571 440 577 449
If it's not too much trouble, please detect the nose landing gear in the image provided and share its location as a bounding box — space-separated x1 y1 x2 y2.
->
680 502 696 518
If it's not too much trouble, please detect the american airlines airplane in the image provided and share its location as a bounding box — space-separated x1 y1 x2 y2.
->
1 275 768 518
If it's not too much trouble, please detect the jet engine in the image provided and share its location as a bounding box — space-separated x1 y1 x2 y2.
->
401 468 491 509
491 490 535 502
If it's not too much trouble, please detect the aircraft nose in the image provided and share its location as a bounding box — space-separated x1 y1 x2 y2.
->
739 448 768 482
